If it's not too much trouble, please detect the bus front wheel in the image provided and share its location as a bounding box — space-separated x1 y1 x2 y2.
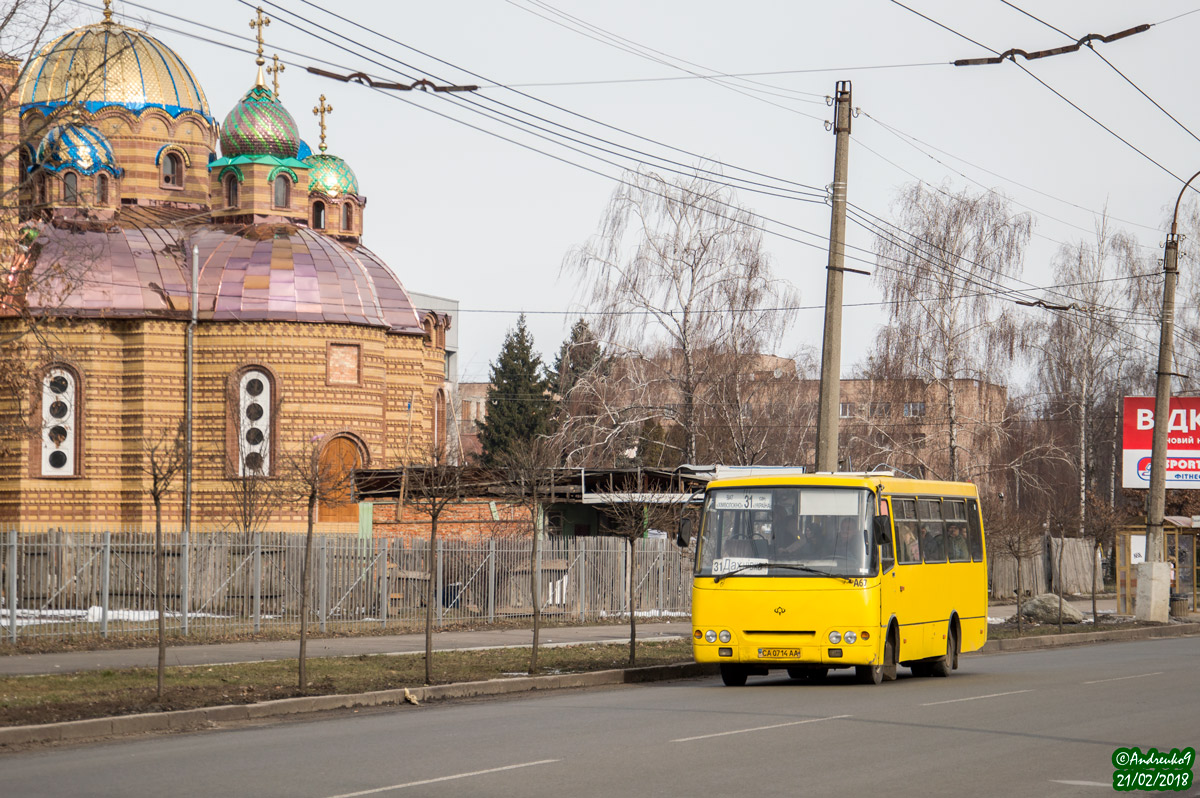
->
720 664 748 686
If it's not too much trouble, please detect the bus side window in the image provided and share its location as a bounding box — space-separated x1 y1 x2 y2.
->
945 500 970 562
918 498 946 562
894 499 920 564
879 500 895 572
966 499 984 562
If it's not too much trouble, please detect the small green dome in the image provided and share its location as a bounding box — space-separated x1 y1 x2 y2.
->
305 152 358 197
219 84 300 160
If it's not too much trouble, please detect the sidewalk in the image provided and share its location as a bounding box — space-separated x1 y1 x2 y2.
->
0 622 691 677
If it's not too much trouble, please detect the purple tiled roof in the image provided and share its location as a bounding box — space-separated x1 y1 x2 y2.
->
17 210 424 334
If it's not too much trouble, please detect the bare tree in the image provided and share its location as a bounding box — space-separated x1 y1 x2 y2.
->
499 436 560 674
602 480 673 666
277 433 356 692
873 183 1032 482
1083 490 1123 625
139 422 186 701
564 167 799 464
403 443 463 685
985 501 1044 636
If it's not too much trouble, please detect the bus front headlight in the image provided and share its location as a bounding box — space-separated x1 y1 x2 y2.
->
843 631 857 644
705 630 717 643
718 630 731 643
828 631 841 644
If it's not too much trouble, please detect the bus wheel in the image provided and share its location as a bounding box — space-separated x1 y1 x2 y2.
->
930 627 957 677
855 662 883 685
720 664 749 686
882 636 898 682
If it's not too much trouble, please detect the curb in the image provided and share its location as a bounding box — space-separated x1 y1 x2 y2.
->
0 662 718 749
978 621 1200 653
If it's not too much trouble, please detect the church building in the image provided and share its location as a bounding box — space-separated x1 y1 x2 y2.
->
0 4 451 530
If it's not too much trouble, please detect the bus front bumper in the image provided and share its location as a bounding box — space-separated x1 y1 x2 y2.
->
693 637 879 668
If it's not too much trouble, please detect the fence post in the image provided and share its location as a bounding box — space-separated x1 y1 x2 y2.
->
378 538 388 628
100 531 111 638
6 530 16 644
253 531 262 634
436 538 444 627
319 537 329 634
181 527 190 636
658 543 664 617
487 538 495 623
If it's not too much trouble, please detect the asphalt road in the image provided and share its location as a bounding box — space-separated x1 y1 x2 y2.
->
4 636 1198 798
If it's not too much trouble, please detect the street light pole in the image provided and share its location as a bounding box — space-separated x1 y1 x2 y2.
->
1140 170 1200 621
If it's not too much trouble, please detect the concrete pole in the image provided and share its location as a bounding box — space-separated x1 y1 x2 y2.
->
815 81 853 472
182 244 198 634
1137 231 1179 622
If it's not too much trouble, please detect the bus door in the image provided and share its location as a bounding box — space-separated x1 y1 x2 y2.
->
888 497 926 659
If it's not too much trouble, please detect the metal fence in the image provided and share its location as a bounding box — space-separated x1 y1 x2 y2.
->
0 529 695 643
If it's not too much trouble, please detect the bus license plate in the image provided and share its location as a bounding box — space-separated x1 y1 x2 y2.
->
758 648 804 659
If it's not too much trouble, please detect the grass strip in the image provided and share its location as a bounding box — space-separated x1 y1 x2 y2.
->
0 639 693 728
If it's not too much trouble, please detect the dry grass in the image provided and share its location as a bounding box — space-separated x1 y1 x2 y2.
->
0 639 693 727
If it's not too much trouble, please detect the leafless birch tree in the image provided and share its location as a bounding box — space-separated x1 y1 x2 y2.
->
139 421 186 701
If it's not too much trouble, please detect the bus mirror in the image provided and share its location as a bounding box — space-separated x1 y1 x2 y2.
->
677 517 693 548
872 516 889 546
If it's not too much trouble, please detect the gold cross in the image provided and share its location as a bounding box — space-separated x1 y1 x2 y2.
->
267 54 285 99
249 7 270 67
313 95 333 153
102 0 113 23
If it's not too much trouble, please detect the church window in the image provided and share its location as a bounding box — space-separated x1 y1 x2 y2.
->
224 173 239 208
273 175 290 208
238 369 272 477
41 366 79 477
162 152 183 187
96 173 109 205
341 203 353 230
63 171 78 204
36 172 47 204
312 200 326 229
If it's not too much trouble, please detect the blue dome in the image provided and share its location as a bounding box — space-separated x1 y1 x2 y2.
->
35 123 122 177
297 139 313 160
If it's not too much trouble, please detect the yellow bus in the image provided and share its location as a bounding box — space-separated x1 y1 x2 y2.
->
679 471 988 686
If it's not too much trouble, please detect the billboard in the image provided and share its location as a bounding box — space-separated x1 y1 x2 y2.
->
1122 396 1200 489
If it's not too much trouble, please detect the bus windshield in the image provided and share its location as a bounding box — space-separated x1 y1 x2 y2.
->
697 486 876 578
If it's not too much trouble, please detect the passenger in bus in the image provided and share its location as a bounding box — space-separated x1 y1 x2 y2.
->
947 524 970 561
899 528 921 562
921 525 945 561
834 517 862 558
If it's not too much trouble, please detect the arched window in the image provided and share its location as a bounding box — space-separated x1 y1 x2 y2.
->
341 203 353 230
62 172 78 204
41 367 79 476
18 149 30 183
312 200 325 229
36 172 48 204
96 173 109 205
162 152 183 187
224 173 239 208
273 175 290 208
238 369 272 476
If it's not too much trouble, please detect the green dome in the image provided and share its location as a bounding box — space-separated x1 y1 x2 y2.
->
219 84 300 160
305 153 358 197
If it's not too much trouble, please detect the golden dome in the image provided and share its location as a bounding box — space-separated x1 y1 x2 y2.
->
18 20 210 118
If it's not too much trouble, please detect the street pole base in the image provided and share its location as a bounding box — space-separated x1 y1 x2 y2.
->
1134 562 1171 623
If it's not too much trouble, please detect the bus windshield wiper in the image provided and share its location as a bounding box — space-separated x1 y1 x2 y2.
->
713 563 853 584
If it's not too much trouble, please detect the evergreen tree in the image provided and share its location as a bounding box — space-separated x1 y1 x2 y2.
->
478 315 552 466
548 317 603 396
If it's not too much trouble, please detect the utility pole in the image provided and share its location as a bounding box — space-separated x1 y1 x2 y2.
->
814 81 853 473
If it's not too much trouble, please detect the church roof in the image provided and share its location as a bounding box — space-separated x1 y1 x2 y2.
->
219 84 300 160
18 20 211 119
15 208 423 334
305 153 359 197
35 122 122 176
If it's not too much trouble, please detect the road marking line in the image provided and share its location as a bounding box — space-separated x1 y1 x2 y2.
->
323 760 561 797
921 689 1033 706
671 714 851 742
1082 671 1163 685
1049 780 1110 787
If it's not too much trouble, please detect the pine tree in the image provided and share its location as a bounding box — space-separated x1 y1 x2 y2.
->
548 317 603 397
478 315 552 466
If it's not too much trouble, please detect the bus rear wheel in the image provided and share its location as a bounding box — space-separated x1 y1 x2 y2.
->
929 627 958 677
720 664 748 686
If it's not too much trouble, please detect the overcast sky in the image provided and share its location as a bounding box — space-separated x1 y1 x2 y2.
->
69 1 1200 384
